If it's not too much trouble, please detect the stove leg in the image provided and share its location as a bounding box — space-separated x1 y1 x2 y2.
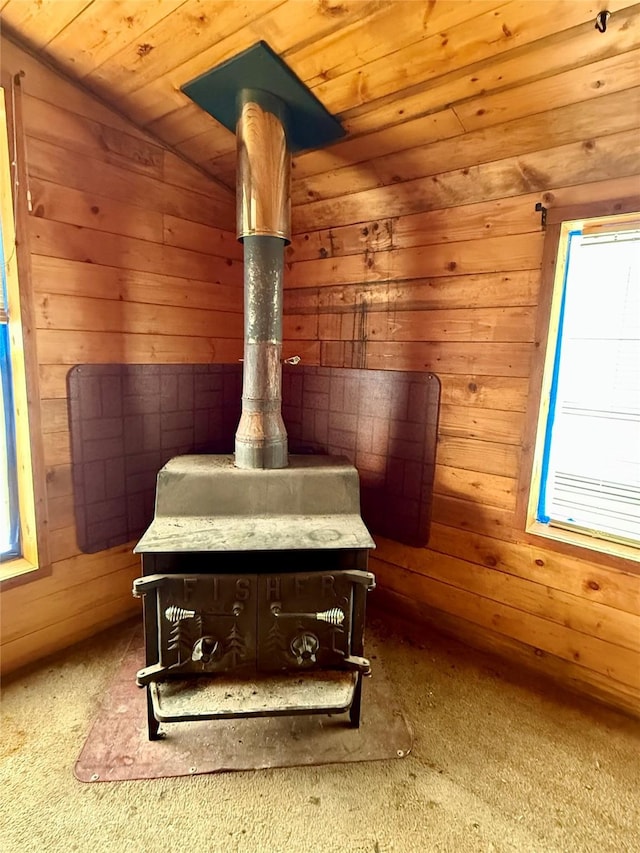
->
146 685 163 740
349 673 363 728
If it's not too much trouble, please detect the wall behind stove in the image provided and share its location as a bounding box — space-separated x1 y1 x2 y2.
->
2 32 639 718
0 39 242 675
285 79 640 714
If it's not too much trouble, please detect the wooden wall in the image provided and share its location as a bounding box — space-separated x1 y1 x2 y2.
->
1 13 638 719
0 40 241 675
285 67 640 714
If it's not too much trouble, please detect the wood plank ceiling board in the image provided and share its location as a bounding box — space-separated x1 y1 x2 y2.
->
285 0 507 88
40 0 190 79
337 2 640 134
1 0 638 195
62 0 385 166
0 35 151 141
310 0 640 116
292 127 640 231
83 0 287 97
82 0 380 118
0 0 93 49
293 46 640 182
291 86 640 206
454 46 640 131
145 101 218 147
291 109 466 181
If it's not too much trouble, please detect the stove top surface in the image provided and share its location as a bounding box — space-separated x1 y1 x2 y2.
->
134 512 374 553
134 454 375 553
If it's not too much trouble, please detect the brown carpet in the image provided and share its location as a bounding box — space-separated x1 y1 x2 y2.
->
1 612 639 853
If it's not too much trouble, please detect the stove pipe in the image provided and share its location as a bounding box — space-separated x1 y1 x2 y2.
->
180 42 345 468
234 90 290 470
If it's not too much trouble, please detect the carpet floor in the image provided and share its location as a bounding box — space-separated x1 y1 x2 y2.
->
1 613 638 853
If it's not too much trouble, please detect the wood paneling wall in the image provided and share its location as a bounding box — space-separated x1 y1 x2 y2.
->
286 69 640 715
1 13 638 719
0 39 241 675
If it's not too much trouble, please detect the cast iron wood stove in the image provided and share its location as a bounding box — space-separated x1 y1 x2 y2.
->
133 43 375 740
134 455 375 738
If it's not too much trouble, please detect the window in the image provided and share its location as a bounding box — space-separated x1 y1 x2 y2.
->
527 209 640 557
1 225 20 559
0 81 41 581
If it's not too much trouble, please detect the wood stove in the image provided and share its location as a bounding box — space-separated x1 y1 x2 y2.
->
132 43 375 740
133 455 374 738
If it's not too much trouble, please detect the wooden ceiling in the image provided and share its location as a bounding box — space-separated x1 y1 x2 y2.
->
1 0 638 199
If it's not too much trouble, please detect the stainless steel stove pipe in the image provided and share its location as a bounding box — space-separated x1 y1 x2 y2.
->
234 89 290 469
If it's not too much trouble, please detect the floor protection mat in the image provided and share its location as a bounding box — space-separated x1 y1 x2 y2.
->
74 628 413 782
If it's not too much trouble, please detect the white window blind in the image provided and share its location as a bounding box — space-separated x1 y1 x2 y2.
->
539 226 640 546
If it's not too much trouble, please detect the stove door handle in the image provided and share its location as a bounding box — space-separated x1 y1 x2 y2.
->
132 574 171 597
337 570 376 590
136 662 174 686
341 654 371 675
271 604 346 626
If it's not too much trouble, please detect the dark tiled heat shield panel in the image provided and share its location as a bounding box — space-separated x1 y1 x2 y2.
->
67 365 439 553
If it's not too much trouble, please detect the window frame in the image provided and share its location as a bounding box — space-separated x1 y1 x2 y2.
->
517 196 640 569
1 241 21 559
0 74 49 588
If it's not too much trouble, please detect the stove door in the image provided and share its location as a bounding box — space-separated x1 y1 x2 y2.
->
256 571 373 673
135 574 257 681
134 569 374 685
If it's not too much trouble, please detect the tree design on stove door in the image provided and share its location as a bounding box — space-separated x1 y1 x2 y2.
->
266 619 289 666
224 621 247 667
167 611 202 666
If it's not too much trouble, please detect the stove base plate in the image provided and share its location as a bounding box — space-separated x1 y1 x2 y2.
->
151 671 357 721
